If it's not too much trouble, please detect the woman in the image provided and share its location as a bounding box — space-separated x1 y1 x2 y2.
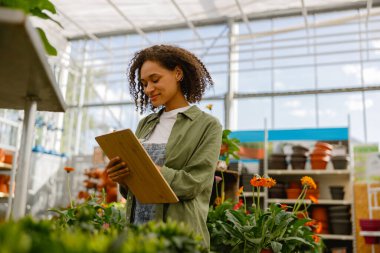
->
105 44 222 248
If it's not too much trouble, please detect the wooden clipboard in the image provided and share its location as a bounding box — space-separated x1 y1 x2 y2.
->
95 129 179 204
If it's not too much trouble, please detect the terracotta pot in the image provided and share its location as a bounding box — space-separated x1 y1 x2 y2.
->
310 156 329 170
311 207 328 221
261 249 273 253
0 176 7 193
0 149 4 163
286 188 301 199
306 189 320 199
288 181 301 189
331 247 347 253
4 153 13 164
312 148 332 156
296 211 308 219
315 142 333 151
220 144 228 155
238 146 264 159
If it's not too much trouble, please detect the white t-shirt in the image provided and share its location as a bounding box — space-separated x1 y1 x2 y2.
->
146 106 191 144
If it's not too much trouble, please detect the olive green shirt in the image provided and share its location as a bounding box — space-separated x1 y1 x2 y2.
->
120 105 222 248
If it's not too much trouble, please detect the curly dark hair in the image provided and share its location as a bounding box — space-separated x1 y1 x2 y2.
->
128 44 214 114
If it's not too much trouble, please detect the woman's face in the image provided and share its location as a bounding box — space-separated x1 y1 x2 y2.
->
140 60 187 111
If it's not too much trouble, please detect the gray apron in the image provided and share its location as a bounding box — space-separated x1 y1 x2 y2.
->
133 143 166 225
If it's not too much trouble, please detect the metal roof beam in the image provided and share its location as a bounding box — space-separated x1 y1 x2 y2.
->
57 8 112 53
367 0 373 23
200 25 228 58
68 0 380 40
106 0 152 44
234 0 252 34
169 0 204 44
300 0 309 30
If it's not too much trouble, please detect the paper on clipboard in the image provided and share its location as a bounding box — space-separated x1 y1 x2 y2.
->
95 129 179 204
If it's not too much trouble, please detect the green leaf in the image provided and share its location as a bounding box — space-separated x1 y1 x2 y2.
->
30 8 63 28
271 241 282 253
36 27 57 56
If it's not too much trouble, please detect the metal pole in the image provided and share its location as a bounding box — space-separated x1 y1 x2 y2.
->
13 98 38 219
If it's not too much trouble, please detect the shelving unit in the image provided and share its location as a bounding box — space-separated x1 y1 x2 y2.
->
231 127 356 253
0 7 66 219
0 119 21 220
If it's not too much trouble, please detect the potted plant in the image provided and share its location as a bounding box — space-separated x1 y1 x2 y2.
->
207 175 323 253
0 0 62 55
220 129 240 165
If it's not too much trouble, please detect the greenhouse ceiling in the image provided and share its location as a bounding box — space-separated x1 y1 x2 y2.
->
51 0 379 40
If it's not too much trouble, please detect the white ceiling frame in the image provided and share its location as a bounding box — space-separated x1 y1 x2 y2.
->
169 0 204 44
238 9 380 41
200 25 228 59
57 8 112 53
367 0 373 23
234 0 252 34
300 0 309 31
106 0 152 45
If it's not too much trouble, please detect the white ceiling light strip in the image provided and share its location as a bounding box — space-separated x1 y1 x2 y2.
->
106 0 152 44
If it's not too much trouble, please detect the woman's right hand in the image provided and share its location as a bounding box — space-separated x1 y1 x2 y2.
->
105 156 130 186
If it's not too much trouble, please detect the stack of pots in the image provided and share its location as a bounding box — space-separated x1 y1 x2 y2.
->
311 206 329 234
330 186 345 200
328 205 352 235
0 175 10 195
310 142 333 170
286 181 301 199
290 145 309 170
268 181 286 199
269 153 287 170
331 155 350 170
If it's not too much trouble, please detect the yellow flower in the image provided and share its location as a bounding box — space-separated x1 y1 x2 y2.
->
301 176 317 190
206 104 213 111
214 197 222 206
236 186 244 196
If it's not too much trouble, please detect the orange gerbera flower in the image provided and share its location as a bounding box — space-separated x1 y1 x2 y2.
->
301 176 317 190
304 220 317 227
280 204 288 210
236 186 244 196
265 178 276 188
250 176 266 187
312 235 320 243
64 167 75 173
309 195 318 204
